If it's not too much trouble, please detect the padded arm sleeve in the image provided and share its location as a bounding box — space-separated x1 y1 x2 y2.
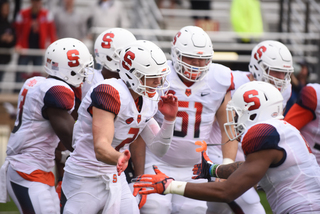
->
140 118 175 157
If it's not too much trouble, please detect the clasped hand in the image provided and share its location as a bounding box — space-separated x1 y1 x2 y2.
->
132 165 174 195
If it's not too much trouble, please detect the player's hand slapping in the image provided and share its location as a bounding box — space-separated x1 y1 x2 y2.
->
158 93 178 121
117 149 131 176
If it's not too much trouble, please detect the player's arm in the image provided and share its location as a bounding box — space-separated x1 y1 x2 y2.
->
130 135 146 176
284 103 314 130
216 91 238 164
47 107 75 152
92 107 129 165
134 148 282 203
285 85 317 130
184 149 280 202
139 94 178 157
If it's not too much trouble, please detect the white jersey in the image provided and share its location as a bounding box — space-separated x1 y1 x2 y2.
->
65 78 158 176
81 69 105 100
296 83 320 164
6 77 75 174
147 61 234 167
241 119 320 213
208 70 292 162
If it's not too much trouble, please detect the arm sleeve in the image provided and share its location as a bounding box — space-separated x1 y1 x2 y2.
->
242 123 281 156
284 104 314 130
44 86 74 111
284 85 317 129
140 118 175 157
91 84 121 115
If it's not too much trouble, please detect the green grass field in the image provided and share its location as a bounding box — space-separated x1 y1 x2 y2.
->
0 191 272 213
258 190 272 214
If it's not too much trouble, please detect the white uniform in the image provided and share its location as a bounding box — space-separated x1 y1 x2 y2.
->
242 119 320 214
81 68 105 100
142 61 234 214
207 70 293 214
295 83 320 164
209 70 292 161
62 78 158 214
1 77 75 214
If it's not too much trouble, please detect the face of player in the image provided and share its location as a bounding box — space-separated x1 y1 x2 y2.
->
144 76 162 93
182 56 208 67
269 70 286 80
180 56 209 83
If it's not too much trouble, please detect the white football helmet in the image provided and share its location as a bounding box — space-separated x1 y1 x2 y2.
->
119 40 170 100
249 40 294 92
44 38 94 87
171 26 213 82
94 28 136 71
224 81 284 141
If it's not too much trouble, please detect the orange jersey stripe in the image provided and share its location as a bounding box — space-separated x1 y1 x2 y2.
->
17 170 55 186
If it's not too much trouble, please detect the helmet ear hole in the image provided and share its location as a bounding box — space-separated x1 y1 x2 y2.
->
249 114 257 121
71 71 76 76
106 56 112 61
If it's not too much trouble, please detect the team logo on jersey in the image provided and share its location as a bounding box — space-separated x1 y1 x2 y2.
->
201 92 210 97
185 89 191 97
137 115 141 124
126 117 134 124
27 79 37 87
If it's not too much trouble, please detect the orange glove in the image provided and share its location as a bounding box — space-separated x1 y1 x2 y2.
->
133 187 147 209
133 165 174 195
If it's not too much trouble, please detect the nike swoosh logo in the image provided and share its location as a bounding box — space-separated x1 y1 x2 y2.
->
201 93 210 97
145 118 151 123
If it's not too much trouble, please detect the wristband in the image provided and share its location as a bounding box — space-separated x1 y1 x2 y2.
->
222 158 234 165
164 181 187 195
209 164 220 177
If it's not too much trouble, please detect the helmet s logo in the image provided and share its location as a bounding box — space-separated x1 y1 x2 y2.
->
173 32 181 45
67 49 80 67
122 51 135 71
243 90 261 110
254 46 267 60
101 33 114 49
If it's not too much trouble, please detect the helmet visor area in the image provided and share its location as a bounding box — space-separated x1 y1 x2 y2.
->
261 64 292 92
134 69 170 100
177 53 211 82
224 104 244 141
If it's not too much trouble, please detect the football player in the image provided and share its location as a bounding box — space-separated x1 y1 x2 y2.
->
285 83 320 165
0 38 93 213
81 27 136 98
140 26 238 214
134 81 320 214
55 28 135 201
206 40 294 214
60 40 178 214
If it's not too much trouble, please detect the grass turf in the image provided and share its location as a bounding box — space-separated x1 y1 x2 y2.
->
0 191 273 213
